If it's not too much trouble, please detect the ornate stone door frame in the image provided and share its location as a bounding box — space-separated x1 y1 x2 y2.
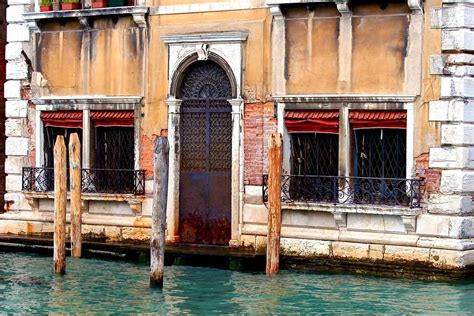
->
162 32 248 246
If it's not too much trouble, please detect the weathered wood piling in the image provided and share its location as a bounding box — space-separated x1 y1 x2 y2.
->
69 133 82 258
150 137 169 287
53 135 67 274
266 133 283 275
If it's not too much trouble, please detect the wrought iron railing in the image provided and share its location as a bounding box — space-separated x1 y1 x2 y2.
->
263 175 422 208
82 169 145 195
22 167 54 192
22 167 145 195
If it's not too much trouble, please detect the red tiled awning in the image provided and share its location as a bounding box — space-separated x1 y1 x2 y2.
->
284 110 339 134
41 111 83 128
91 110 134 127
349 110 406 130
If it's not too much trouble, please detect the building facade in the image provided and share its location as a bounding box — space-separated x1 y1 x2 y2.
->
1 0 474 272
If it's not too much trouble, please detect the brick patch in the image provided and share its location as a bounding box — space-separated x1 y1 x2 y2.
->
244 102 277 186
415 153 441 199
139 130 157 180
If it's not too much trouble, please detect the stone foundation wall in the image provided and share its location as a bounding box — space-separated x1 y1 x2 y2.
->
0 220 151 242
241 235 474 270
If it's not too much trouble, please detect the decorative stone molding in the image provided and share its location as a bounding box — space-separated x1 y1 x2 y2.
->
33 96 143 111
333 212 347 229
266 0 421 13
161 32 249 44
196 44 210 61
128 199 143 213
269 4 283 17
132 12 147 28
78 17 90 29
23 6 149 30
402 215 417 233
162 31 248 99
274 95 417 104
26 20 39 33
407 0 422 13
335 0 350 14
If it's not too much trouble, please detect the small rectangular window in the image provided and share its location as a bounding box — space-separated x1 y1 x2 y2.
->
90 126 134 193
291 133 339 176
353 128 406 179
43 126 82 191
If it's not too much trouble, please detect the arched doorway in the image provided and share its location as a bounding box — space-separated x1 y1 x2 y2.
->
178 61 233 245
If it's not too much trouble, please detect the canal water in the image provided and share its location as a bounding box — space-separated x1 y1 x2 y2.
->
1 251 473 314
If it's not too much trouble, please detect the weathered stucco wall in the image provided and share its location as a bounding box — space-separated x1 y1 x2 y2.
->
415 0 442 156
37 18 145 97
285 3 411 95
285 5 340 94
351 4 410 94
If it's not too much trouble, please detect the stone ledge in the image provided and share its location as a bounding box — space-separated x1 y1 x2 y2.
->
274 95 417 104
0 210 151 228
23 6 149 29
283 201 419 216
34 95 143 111
23 191 145 214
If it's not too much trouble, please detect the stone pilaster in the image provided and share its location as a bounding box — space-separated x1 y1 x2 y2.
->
4 0 33 211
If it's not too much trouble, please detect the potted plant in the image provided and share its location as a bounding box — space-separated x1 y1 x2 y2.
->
92 0 107 8
61 0 81 10
39 0 54 11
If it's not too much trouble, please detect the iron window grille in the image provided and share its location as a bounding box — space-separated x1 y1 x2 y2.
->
263 175 422 208
290 133 339 177
22 167 145 195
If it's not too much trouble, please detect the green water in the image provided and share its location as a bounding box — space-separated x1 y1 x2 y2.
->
1 252 473 314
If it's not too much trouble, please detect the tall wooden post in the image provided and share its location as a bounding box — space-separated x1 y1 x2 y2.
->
266 133 283 275
53 135 67 274
150 137 169 288
69 133 82 258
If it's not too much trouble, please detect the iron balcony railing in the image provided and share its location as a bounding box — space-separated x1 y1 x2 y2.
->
263 175 422 208
22 167 145 196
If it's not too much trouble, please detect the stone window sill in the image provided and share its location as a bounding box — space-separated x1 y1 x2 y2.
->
283 201 419 232
23 6 148 29
24 191 145 214
283 201 419 216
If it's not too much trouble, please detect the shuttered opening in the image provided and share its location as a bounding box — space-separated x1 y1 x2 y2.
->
284 110 339 134
90 110 134 127
41 111 83 129
349 110 406 129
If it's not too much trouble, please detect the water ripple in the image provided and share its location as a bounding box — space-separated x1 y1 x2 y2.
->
0 252 473 314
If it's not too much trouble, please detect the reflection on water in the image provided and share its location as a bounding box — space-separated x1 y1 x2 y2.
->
0 251 473 314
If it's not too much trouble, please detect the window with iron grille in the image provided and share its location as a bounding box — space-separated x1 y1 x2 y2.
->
44 126 83 169
353 128 406 179
289 133 339 202
44 126 82 191
353 128 407 205
290 133 339 176
92 126 134 193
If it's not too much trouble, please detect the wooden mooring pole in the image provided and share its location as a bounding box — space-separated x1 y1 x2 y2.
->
69 133 82 258
266 133 283 275
150 137 169 288
53 135 67 274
